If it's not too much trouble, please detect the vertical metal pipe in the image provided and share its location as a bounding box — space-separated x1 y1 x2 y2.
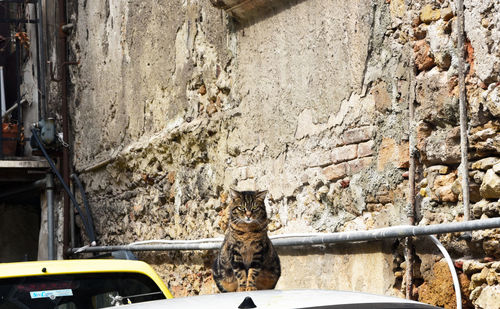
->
15 38 21 148
34 0 42 120
37 0 47 118
46 173 55 260
0 66 5 117
0 70 3 158
56 0 71 258
0 1 4 158
70 182 75 248
405 61 417 300
456 0 470 226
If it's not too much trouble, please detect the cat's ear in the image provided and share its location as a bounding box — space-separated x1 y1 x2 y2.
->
229 188 241 200
255 190 268 202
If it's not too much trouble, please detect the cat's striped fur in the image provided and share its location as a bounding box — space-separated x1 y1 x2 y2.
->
212 189 281 292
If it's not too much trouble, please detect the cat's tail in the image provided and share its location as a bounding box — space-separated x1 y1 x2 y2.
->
211 255 227 292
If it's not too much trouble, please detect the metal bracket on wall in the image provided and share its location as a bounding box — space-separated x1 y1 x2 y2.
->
48 60 79 82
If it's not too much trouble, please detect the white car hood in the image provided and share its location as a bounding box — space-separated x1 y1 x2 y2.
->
109 289 440 309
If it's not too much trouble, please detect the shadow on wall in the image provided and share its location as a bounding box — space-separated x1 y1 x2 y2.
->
213 0 310 29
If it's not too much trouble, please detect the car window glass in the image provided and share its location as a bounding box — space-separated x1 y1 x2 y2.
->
0 272 165 309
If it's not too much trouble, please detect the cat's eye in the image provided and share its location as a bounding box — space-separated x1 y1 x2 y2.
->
238 206 245 211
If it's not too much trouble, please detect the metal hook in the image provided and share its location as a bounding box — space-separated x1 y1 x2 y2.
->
48 60 79 82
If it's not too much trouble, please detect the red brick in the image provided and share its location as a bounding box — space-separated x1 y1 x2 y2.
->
358 140 374 158
331 144 358 164
306 150 333 167
348 157 373 174
322 163 348 181
342 126 375 145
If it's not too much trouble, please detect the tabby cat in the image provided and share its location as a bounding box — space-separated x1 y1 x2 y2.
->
212 189 281 292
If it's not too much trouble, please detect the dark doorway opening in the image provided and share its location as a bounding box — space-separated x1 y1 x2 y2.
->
0 196 41 262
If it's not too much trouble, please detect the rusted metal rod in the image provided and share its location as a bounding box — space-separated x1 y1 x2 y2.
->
456 0 470 227
48 60 78 82
406 70 417 300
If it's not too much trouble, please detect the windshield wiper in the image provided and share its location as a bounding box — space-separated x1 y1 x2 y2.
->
109 291 163 306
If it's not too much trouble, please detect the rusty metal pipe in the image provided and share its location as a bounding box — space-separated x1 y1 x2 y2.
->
406 52 417 300
456 0 471 238
56 0 71 258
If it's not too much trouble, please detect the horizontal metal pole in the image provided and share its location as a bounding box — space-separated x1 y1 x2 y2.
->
2 99 28 120
70 217 500 254
271 217 500 247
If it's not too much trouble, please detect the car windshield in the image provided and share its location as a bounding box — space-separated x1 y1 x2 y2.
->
0 272 166 309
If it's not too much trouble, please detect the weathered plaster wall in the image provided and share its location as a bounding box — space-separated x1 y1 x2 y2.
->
67 0 499 307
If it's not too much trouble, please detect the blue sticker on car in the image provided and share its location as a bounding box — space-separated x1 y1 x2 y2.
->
30 289 73 299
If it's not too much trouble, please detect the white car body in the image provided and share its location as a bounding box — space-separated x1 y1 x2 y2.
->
106 289 440 309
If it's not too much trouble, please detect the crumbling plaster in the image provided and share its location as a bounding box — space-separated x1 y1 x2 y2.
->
65 0 500 306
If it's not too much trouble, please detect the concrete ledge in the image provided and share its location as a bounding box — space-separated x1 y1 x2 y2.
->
210 0 297 22
0 158 49 169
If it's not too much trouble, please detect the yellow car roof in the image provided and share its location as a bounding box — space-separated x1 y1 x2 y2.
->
0 259 173 299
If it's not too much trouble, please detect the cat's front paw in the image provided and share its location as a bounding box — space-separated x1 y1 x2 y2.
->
245 286 257 291
237 286 247 292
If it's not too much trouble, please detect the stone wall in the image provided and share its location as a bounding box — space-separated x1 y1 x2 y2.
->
65 0 499 307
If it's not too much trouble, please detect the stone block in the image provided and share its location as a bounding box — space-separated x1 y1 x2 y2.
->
416 122 432 152
469 122 500 154
474 228 500 258
463 260 489 275
434 185 458 202
465 3 500 84
434 51 451 70
471 157 500 170
493 162 500 174
484 85 500 118
470 170 485 184
470 183 482 203
331 144 358 164
420 4 441 24
417 260 459 308
414 40 435 71
434 173 457 187
377 138 409 171
342 126 374 145
389 0 405 19
421 128 461 165
415 70 457 126
413 24 427 40
358 140 374 158
475 286 500 309
370 81 391 113
474 200 489 219
427 165 449 175
322 163 348 181
430 173 458 202
480 169 500 199
440 7 453 21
